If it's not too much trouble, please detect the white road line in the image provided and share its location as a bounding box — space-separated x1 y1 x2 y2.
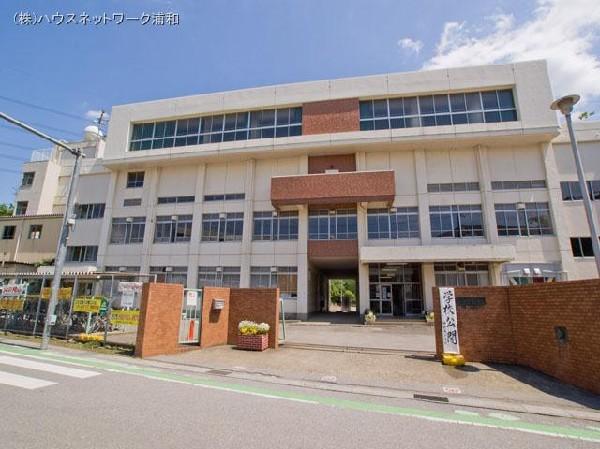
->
0 370 56 390
0 355 100 379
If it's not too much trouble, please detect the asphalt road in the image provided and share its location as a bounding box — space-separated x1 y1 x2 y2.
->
0 343 598 449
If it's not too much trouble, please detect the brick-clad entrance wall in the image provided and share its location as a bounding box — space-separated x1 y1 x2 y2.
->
432 279 600 395
302 98 360 135
200 287 231 349
228 288 280 349
135 283 184 358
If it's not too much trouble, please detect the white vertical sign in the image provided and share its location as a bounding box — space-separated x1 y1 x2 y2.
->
439 287 460 354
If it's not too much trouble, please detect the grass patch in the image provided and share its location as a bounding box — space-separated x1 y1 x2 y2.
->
0 332 134 356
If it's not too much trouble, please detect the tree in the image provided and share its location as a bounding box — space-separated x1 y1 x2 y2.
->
329 279 356 305
0 203 14 216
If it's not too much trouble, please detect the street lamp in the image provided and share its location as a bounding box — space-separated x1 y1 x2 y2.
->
551 95 600 276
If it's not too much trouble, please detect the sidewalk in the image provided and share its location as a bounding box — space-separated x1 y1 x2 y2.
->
150 344 600 420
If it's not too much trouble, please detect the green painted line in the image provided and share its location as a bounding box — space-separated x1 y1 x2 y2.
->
1 343 600 443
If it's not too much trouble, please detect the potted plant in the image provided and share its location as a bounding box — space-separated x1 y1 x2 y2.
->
237 320 270 351
364 309 377 325
424 310 434 325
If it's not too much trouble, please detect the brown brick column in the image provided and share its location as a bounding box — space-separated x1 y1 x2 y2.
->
200 287 231 348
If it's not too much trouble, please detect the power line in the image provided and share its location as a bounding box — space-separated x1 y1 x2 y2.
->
0 122 80 138
0 152 28 162
0 140 39 151
0 94 88 123
0 167 22 175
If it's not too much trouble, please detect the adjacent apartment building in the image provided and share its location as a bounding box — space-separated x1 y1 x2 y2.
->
11 60 600 319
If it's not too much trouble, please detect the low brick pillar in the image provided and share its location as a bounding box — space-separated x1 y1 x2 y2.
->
228 288 280 349
135 283 184 358
200 287 231 349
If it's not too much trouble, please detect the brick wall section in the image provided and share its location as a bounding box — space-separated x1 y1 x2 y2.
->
432 279 600 395
271 170 395 207
302 98 359 135
433 287 516 363
200 287 231 349
228 288 280 349
135 283 184 358
308 154 356 174
308 240 358 258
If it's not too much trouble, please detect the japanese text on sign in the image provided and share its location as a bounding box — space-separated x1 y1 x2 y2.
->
110 310 140 326
439 287 460 354
73 297 103 313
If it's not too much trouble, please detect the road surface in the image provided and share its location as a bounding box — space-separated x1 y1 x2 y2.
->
0 342 598 448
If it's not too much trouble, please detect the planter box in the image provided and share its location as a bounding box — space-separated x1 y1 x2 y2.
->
237 333 269 351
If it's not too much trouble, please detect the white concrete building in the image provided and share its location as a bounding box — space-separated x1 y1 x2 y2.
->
11 60 600 319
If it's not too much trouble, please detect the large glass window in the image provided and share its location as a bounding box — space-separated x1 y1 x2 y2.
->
28 224 42 239
570 237 598 258
495 203 553 236
427 182 479 193
21 172 35 188
201 212 243 242
154 215 193 243
359 89 517 130
250 266 297 299
491 180 547 190
110 217 146 244
308 209 357 240
157 195 195 205
74 203 105 219
367 208 420 239
130 107 302 151
560 180 600 201
66 246 98 263
204 193 245 202
198 266 241 288
126 171 145 188
149 266 188 285
253 211 298 241
429 205 484 238
434 262 489 286
15 201 28 216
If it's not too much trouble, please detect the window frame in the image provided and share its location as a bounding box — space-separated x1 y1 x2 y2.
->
429 205 484 238
495 202 554 237
201 212 244 242
28 224 42 240
126 172 145 189
21 172 35 188
252 211 299 241
109 217 146 244
154 214 193 243
308 209 358 240
367 208 420 239
2 225 16 240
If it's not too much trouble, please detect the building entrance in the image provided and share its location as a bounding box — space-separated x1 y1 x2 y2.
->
368 263 423 317
327 279 357 313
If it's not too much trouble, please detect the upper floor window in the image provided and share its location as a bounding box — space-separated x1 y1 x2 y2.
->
491 180 547 190
198 266 241 288
427 182 479 193
157 195 195 205
123 198 142 207
66 245 98 263
253 211 298 241
154 215 193 243
430 205 484 238
74 203 105 219
126 171 145 188
367 208 420 239
149 266 188 285
15 201 28 216
495 202 553 236
28 224 42 239
359 89 517 131
2 225 16 240
21 172 34 188
250 266 297 299
110 217 146 244
434 262 490 286
105 266 141 273
204 193 245 202
309 209 357 240
201 212 243 242
570 237 597 258
129 107 302 151
560 180 600 201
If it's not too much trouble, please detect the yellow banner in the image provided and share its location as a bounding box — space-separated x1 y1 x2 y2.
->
110 310 140 326
0 298 25 311
73 297 103 313
40 287 72 300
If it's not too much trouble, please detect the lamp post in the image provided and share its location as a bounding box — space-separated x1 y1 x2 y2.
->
551 95 600 276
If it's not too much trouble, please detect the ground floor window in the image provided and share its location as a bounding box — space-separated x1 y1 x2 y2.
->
149 266 188 285
198 266 241 288
250 266 297 299
434 262 489 286
368 263 423 316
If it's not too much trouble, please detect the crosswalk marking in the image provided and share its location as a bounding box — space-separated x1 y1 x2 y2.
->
0 355 100 379
0 370 56 390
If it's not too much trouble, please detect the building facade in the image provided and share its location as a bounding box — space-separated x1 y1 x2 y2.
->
11 60 600 319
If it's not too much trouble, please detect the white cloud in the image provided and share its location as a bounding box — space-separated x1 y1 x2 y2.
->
85 109 110 122
398 37 423 55
424 0 600 111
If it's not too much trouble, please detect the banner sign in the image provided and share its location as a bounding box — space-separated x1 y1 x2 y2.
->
118 282 142 294
73 297 103 313
110 310 139 326
439 287 460 354
1 283 28 297
0 298 25 311
41 287 72 300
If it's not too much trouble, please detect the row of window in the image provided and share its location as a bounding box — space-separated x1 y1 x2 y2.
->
2 224 43 240
129 107 302 151
560 181 600 201
359 89 517 130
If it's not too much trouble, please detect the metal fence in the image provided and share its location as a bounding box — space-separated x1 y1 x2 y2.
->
0 271 156 347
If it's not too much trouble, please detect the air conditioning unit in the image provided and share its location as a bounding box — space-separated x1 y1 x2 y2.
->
118 266 127 272
270 266 278 272
171 215 178 221
164 266 173 272
216 266 223 272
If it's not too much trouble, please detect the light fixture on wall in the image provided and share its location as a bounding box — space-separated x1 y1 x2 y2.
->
125 217 133 223
164 266 173 272
516 202 526 210
170 215 177 221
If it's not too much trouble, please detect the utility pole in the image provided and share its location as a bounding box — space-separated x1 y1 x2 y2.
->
551 95 600 276
0 111 84 349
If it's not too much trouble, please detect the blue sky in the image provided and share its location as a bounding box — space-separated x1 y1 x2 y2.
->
0 0 599 204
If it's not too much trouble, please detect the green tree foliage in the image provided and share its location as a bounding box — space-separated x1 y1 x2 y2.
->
0 203 14 216
329 279 356 305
